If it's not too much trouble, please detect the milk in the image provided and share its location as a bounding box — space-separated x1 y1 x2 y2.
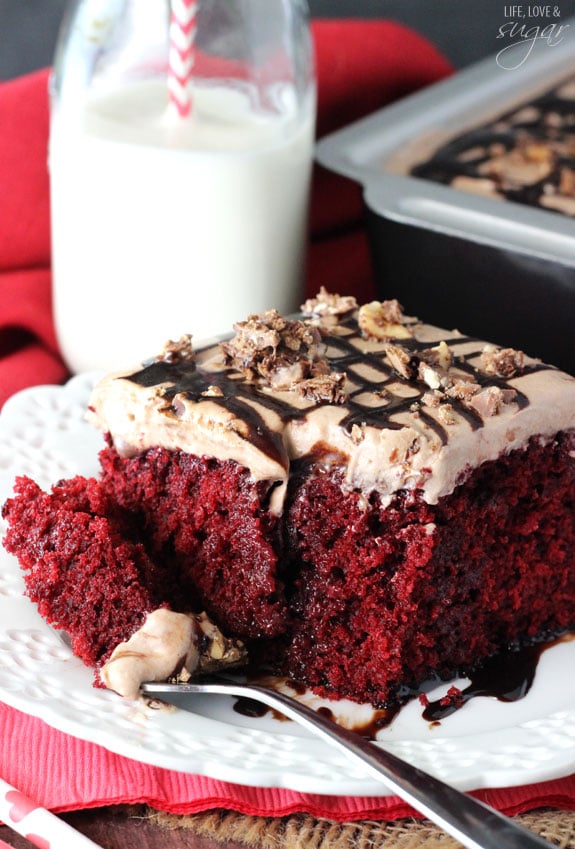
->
49 80 315 373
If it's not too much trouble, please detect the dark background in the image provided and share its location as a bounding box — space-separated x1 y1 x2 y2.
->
1 0 575 81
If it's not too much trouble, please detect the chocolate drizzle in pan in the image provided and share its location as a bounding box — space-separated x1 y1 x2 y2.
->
411 75 575 215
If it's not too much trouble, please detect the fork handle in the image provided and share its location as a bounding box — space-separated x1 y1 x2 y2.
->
246 683 553 849
143 679 553 849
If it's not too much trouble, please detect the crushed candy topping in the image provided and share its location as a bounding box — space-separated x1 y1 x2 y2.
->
480 345 525 379
384 339 518 418
221 309 347 400
445 379 482 403
295 372 348 404
301 286 358 318
149 296 528 428
468 386 513 418
156 334 195 365
384 342 417 380
201 385 224 398
437 403 457 426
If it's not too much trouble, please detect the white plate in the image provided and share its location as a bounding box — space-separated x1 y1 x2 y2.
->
1 374 575 796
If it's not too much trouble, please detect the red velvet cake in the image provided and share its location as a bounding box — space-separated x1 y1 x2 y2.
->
3 290 575 708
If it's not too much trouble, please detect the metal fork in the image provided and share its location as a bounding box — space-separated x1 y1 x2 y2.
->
142 675 554 849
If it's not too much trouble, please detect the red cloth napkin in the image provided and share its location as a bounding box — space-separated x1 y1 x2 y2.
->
3 700 575 821
4 17 572 824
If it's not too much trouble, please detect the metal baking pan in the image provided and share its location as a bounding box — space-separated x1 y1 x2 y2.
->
316 26 575 374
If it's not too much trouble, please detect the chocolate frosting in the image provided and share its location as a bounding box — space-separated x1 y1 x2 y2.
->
88 301 575 513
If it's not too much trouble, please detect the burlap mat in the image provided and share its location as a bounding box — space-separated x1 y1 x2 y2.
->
148 807 575 848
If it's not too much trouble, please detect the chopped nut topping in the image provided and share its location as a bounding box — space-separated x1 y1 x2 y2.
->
480 344 525 379
156 334 195 365
421 340 453 372
221 309 346 398
418 362 444 391
416 343 454 391
422 390 443 408
301 286 358 317
100 609 246 701
193 612 247 674
358 300 413 341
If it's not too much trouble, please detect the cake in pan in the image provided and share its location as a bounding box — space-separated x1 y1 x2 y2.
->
410 75 575 216
3 290 575 709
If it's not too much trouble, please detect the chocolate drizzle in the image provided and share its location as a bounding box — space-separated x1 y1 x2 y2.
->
421 633 575 723
129 359 288 471
127 315 547 466
327 326 536 441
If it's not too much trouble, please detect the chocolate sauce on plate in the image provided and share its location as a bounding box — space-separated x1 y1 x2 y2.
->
421 635 572 723
233 634 574 740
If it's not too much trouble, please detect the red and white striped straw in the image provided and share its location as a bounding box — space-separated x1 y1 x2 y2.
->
0 776 102 848
168 0 198 118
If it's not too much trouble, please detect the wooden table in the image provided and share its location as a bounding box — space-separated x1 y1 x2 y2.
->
0 806 243 849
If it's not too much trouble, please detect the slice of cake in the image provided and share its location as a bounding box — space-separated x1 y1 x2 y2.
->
3 291 575 709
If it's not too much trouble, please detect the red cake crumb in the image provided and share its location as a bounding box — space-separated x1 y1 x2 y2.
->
440 687 464 709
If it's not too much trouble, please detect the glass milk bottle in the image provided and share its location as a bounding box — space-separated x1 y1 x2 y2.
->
49 0 316 373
